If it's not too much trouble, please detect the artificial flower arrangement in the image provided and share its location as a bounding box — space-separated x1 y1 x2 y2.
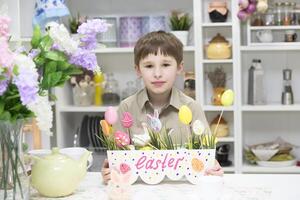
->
99 89 234 185
0 15 110 199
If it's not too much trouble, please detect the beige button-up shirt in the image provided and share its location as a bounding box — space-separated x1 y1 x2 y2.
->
114 87 209 143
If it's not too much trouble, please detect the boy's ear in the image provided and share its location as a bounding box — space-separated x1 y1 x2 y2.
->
177 61 184 75
135 65 142 77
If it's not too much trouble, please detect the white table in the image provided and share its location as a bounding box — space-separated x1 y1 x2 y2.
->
31 172 300 200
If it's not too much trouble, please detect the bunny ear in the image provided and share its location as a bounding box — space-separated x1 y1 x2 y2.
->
141 122 149 135
111 168 121 183
153 109 159 119
121 171 131 184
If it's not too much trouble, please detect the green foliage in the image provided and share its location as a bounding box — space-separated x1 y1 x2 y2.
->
69 13 81 34
0 84 34 122
169 11 192 31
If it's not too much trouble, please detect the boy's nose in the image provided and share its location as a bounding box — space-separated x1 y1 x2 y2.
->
154 67 162 79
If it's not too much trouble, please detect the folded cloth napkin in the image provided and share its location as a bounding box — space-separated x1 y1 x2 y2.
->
33 0 70 30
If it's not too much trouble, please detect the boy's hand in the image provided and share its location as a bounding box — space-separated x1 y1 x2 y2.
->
204 160 224 176
101 159 111 184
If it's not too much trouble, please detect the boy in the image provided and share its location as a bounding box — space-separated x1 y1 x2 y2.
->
102 31 223 184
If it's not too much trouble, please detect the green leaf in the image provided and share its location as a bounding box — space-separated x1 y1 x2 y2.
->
56 61 71 71
13 65 19 76
64 67 82 75
9 104 23 111
39 35 53 51
0 75 6 81
47 72 62 87
34 56 46 66
49 93 57 101
0 111 11 121
44 51 67 62
0 102 4 114
45 61 57 74
31 26 42 48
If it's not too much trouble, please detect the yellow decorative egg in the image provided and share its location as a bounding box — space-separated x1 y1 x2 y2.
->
221 89 234 106
178 105 192 125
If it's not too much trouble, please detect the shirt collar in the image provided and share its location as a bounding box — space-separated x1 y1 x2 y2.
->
137 87 182 111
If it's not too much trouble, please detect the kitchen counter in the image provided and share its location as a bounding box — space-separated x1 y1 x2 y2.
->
31 172 300 200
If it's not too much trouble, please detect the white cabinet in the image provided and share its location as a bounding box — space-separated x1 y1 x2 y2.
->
7 0 300 174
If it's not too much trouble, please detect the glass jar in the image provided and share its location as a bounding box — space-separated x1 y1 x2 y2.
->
290 2 297 25
102 73 120 105
251 12 264 26
274 2 284 25
121 81 137 100
264 8 275 26
183 71 195 99
283 2 292 25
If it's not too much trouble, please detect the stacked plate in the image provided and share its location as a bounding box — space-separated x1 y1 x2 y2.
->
79 115 106 151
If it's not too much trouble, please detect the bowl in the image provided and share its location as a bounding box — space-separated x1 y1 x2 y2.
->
251 149 279 161
291 146 300 161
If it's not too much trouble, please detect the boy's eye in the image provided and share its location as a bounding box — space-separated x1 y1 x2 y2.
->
144 65 153 68
163 63 170 67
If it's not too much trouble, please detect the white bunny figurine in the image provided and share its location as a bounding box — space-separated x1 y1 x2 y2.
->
106 169 132 200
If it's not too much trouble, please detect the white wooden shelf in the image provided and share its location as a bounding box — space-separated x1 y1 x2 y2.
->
203 105 235 111
217 137 235 142
249 25 300 30
242 163 300 173
57 105 115 112
93 46 195 53
240 46 300 51
242 104 300 112
202 59 233 64
223 166 235 172
249 42 300 46
202 22 233 27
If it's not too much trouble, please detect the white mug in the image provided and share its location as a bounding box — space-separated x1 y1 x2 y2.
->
256 30 273 43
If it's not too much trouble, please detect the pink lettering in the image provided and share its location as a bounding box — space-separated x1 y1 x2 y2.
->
161 153 169 169
135 156 146 170
174 157 184 170
145 159 154 169
168 158 175 168
153 160 161 170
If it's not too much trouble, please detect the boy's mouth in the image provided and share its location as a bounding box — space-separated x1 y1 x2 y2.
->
152 81 166 87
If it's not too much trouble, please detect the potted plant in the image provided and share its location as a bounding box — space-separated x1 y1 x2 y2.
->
207 66 227 106
169 10 193 45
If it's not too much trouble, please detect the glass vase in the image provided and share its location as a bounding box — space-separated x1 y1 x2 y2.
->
212 87 225 106
0 120 30 200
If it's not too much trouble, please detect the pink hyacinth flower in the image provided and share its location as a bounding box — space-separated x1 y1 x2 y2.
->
114 131 130 147
0 16 11 40
121 112 133 128
104 106 118 125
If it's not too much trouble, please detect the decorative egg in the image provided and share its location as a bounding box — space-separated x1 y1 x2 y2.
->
178 105 192 125
221 89 234 106
105 106 118 125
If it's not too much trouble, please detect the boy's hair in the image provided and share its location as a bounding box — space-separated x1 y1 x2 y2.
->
134 31 183 66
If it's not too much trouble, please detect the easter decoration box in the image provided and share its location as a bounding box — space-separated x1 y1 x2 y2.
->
99 90 234 185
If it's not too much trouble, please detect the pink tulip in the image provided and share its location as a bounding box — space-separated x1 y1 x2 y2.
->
121 112 133 128
104 106 118 125
114 131 130 147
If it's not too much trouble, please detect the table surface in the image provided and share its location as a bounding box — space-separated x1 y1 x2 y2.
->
31 172 300 200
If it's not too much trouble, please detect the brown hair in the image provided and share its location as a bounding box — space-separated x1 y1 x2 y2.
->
134 31 183 66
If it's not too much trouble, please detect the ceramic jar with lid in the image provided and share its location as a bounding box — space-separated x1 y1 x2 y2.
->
208 0 228 22
206 33 232 59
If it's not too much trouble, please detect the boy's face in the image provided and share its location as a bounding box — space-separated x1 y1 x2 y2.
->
135 50 183 96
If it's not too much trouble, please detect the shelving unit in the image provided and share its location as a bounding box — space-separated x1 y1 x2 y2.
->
7 0 300 174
